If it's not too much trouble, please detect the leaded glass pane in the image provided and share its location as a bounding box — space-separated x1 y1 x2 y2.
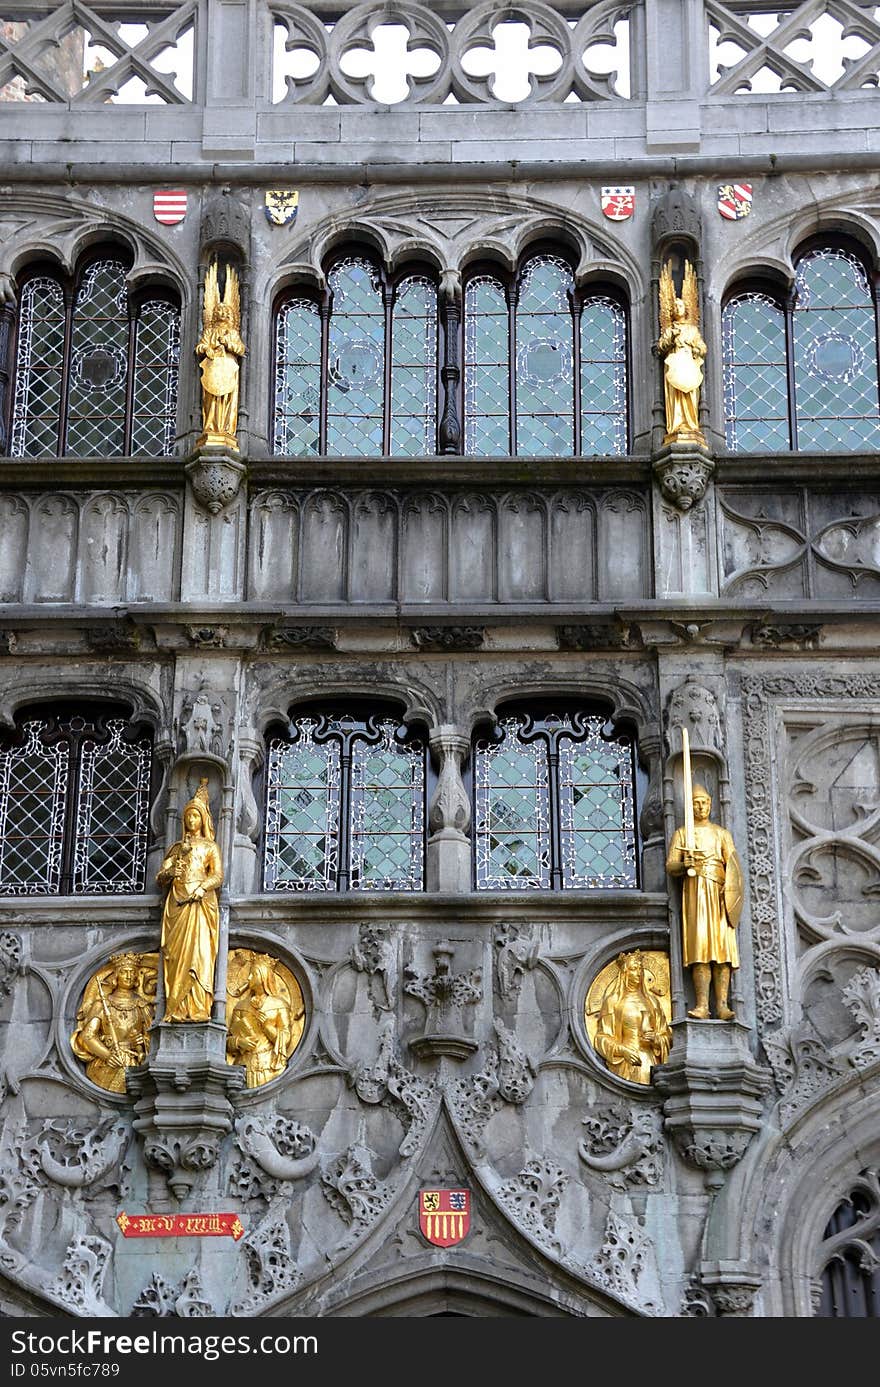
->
73 720 151 893
515 256 574 456
464 275 509 455
349 722 424 889
66 259 129 457
580 296 628 456
326 259 385 456
474 721 550 889
557 718 637 888
0 722 68 894
722 292 789 452
390 275 437 456
131 300 180 457
10 276 66 458
264 724 341 891
794 248 880 452
274 298 321 456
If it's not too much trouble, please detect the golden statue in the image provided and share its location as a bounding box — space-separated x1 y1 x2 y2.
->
71 952 157 1092
226 949 305 1088
196 260 245 451
666 730 743 1020
586 949 672 1085
157 779 223 1023
657 258 707 446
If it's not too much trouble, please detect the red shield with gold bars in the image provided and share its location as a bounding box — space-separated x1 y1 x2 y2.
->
419 1189 470 1247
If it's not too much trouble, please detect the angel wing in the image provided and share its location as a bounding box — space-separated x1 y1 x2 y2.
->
682 259 700 328
658 260 677 333
202 259 220 333
221 263 241 331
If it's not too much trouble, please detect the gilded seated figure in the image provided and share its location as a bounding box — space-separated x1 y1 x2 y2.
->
226 950 305 1088
71 952 156 1093
591 950 672 1085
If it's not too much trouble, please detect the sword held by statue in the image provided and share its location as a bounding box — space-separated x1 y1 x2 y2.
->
680 726 697 877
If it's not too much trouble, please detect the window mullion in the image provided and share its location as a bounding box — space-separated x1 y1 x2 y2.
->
547 730 563 891
508 278 517 456
123 305 137 456
337 732 353 892
382 276 393 456
784 283 798 451
572 292 582 457
58 283 75 456
319 295 331 455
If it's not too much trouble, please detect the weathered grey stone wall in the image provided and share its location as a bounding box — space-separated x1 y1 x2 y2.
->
1 0 879 1319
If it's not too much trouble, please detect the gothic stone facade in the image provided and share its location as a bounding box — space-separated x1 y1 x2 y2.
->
0 0 878 1319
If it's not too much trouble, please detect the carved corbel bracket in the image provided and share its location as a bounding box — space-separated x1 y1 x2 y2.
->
128 1021 244 1200
699 1262 763 1317
653 444 715 511
185 448 248 515
652 1020 772 1189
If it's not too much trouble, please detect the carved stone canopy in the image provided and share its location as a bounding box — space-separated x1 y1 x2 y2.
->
652 184 702 257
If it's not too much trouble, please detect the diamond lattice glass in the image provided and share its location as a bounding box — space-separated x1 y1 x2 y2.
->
580 296 628 456
131 300 180 456
349 723 425 889
73 720 151 892
474 723 551 889
274 298 322 456
0 722 68 894
10 276 66 457
793 248 880 451
264 723 341 891
390 276 437 456
515 256 574 456
326 259 385 456
558 723 637 888
464 276 510 455
66 259 129 457
722 291 790 451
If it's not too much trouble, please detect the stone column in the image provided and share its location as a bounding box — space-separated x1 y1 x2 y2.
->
426 725 471 892
644 0 706 152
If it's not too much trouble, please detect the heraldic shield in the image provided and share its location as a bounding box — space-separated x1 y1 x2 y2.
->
419 1189 471 1247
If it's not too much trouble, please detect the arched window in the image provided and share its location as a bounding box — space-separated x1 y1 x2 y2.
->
273 255 438 457
263 708 427 892
722 242 880 452
472 706 639 891
10 255 180 458
463 252 628 458
0 703 153 895
816 1168 880 1317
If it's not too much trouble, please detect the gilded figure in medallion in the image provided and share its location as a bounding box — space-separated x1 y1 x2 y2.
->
196 260 245 451
657 259 707 446
71 952 157 1092
226 949 305 1087
157 779 223 1023
666 784 743 1020
587 950 672 1085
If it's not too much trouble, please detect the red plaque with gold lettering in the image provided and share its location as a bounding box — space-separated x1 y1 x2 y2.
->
116 1212 244 1240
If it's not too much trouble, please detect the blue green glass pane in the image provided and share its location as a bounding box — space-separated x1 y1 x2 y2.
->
794 306 880 449
581 360 625 412
391 277 436 455
729 418 790 451
729 365 789 419
132 301 180 457
515 257 573 455
464 276 509 456
724 297 786 366
11 277 66 457
67 260 130 457
796 249 871 310
580 297 627 457
327 259 385 457
516 412 573 455
581 413 626 455
274 299 321 456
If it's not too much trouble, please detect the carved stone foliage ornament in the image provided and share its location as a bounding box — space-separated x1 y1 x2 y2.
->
496 1157 568 1256
578 1103 664 1189
230 1114 319 1201
320 1144 392 1231
404 942 482 1060
70 952 157 1093
585 950 672 1085
350 1018 436 1158
131 1268 218 1317
226 948 306 1088
23 1116 130 1198
49 1235 112 1316
654 448 714 510
351 923 394 1010
494 922 539 998
233 1210 299 1313
586 1209 659 1314
0 930 22 996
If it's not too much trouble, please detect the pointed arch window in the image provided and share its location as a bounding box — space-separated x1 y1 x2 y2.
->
263 709 427 892
0 704 153 896
273 255 439 457
816 1168 880 1317
722 242 880 452
10 256 180 458
473 707 639 891
463 253 628 458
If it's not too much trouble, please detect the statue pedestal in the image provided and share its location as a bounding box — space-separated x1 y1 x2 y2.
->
652 442 714 511
128 1021 245 1200
185 446 247 514
652 1020 772 1189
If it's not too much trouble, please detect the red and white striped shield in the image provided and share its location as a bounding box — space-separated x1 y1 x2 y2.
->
717 183 752 220
153 190 188 226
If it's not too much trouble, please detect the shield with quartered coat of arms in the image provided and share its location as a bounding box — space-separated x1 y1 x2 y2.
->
419 1189 471 1247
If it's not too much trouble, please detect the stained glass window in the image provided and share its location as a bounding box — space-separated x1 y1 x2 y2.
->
474 710 638 891
9 258 180 458
273 258 439 457
464 256 628 457
264 713 425 892
816 1169 880 1317
793 248 880 452
0 709 152 896
723 244 880 453
722 291 789 452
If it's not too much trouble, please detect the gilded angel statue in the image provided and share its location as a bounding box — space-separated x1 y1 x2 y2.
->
657 258 706 446
196 260 245 451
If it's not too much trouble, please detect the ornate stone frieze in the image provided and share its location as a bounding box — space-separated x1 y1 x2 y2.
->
404 942 482 1061
586 1210 659 1314
186 625 230 649
233 1210 299 1314
412 627 485 651
351 924 394 1010
496 1157 568 1256
229 1114 319 1201
350 1020 436 1158
493 1018 535 1104
0 931 22 996
84 621 141 652
494 923 539 999
750 622 822 650
556 623 641 651
49 1234 113 1316
132 1269 219 1317
842 966 880 1068
320 1144 393 1230
262 625 337 651
0 1164 41 1238
578 1104 664 1190
24 1117 130 1197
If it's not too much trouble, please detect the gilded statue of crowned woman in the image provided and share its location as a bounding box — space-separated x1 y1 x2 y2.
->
157 779 223 1023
